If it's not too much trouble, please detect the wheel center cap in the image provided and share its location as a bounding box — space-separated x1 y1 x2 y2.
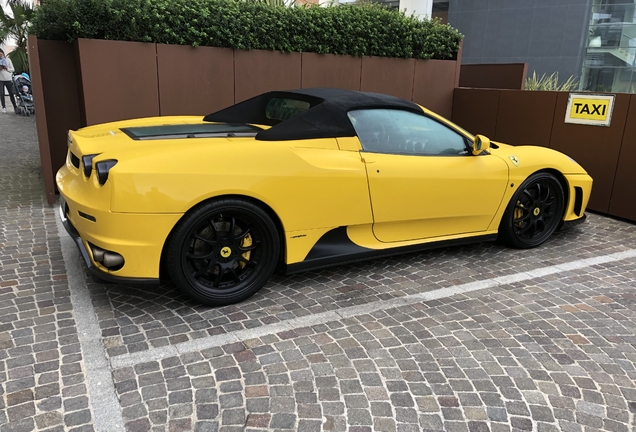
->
220 247 232 258
533 207 541 216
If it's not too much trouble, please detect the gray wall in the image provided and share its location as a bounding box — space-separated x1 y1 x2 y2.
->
449 0 591 81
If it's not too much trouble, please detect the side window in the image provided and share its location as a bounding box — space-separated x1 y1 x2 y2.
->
348 109 468 156
265 98 311 121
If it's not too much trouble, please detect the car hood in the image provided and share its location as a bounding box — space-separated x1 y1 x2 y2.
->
489 141 589 175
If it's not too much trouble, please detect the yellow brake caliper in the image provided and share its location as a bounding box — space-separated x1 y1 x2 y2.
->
514 202 525 228
240 233 252 269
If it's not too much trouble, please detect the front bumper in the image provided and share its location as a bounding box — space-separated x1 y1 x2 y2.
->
561 213 587 230
59 197 160 287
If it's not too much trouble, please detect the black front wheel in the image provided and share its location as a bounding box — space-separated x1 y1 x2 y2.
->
166 199 280 306
499 172 565 249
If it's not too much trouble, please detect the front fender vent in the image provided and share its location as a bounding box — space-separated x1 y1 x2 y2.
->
574 187 583 217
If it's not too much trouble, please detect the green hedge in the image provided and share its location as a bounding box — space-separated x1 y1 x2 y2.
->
31 0 463 60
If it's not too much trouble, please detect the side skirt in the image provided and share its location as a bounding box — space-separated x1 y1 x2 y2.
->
559 213 587 231
284 226 497 275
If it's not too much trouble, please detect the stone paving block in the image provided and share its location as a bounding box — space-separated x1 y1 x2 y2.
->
5 113 636 431
0 115 94 431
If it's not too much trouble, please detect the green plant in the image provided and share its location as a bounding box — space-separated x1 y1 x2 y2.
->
30 0 463 60
0 0 34 74
525 71 579 91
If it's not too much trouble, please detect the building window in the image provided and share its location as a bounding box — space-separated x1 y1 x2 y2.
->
432 0 449 24
582 0 636 93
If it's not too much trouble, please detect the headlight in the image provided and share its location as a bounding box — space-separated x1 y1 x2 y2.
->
95 160 118 185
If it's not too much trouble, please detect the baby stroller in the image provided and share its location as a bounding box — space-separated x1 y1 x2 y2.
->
12 73 35 116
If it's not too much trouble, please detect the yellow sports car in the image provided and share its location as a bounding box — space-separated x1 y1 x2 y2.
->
57 88 592 306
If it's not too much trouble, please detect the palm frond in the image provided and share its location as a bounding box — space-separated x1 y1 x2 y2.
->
525 71 579 91
0 0 34 72
8 46 28 74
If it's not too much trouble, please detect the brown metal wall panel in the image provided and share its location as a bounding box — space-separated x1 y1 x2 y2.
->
450 88 500 138
300 53 361 91
412 59 456 118
432 11 448 24
453 41 463 88
459 63 528 90
608 94 636 221
549 92 630 213
234 50 301 103
29 37 83 204
28 36 54 203
360 57 415 101
494 90 557 147
157 45 234 116
32 36 461 204
76 39 160 125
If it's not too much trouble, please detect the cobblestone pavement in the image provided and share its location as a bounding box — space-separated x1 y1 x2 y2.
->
1 110 636 431
0 111 95 431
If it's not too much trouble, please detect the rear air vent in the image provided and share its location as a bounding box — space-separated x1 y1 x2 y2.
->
70 152 80 169
78 211 96 222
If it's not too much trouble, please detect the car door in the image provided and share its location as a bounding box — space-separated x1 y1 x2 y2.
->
348 109 510 243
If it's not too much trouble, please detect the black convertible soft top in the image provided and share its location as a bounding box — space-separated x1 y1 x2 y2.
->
203 88 423 141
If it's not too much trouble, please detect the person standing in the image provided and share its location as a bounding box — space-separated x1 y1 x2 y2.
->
0 49 18 114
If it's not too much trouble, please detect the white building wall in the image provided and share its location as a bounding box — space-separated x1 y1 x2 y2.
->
400 0 432 20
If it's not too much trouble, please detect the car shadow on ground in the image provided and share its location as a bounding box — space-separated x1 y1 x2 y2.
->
73 223 601 359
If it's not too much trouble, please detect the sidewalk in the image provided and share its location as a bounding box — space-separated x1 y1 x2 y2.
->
1 110 635 432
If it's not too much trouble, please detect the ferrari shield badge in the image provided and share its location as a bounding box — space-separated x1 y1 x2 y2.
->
509 156 520 167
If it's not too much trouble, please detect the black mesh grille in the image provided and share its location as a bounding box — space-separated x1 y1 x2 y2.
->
70 152 80 169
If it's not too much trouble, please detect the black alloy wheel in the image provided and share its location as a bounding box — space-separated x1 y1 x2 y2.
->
167 199 280 306
499 172 565 249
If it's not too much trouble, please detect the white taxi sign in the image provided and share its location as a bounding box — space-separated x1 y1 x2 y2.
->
565 93 615 127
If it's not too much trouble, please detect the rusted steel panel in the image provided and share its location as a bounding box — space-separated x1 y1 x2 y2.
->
28 36 82 204
301 53 361 91
234 50 301 103
157 44 234 116
495 90 558 148
459 63 528 90
413 59 457 119
450 88 500 138
608 94 636 221
360 57 415 101
549 92 630 213
76 39 160 125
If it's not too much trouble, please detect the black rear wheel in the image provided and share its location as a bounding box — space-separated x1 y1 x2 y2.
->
499 172 565 249
167 199 280 306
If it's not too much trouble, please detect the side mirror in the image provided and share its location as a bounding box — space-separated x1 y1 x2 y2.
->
472 134 491 155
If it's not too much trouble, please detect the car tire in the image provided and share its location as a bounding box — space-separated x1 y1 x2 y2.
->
166 198 280 306
499 172 565 249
